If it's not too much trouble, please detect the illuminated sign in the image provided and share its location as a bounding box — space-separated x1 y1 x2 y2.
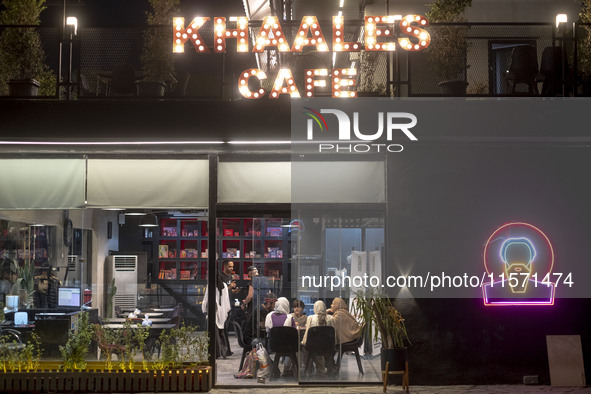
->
482 222 556 306
173 14 430 99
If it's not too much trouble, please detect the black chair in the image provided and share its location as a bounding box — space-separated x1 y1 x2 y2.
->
303 325 336 376
169 71 191 97
268 326 299 380
335 323 365 374
505 45 540 95
232 321 251 372
0 328 25 351
539 46 569 96
110 63 136 96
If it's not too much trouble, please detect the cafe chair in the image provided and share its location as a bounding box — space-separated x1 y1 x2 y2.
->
268 326 299 380
0 328 25 351
539 46 569 96
169 71 191 97
114 306 124 318
303 325 336 376
110 63 136 96
335 323 365 374
505 45 540 95
94 324 125 361
169 305 182 328
232 321 251 371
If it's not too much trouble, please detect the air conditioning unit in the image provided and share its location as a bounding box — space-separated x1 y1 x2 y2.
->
105 255 138 316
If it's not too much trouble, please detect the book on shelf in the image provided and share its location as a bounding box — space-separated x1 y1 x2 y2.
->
180 270 191 280
158 245 169 259
162 226 177 237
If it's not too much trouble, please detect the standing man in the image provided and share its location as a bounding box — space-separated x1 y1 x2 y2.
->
219 260 239 355
220 260 239 297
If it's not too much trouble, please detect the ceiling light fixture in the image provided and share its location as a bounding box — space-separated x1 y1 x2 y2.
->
138 213 159 227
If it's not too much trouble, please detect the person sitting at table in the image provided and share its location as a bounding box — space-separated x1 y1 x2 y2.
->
202 275 232 359
289 299 308 329
301 300 334 375
265 297 297 377
327 297 360 345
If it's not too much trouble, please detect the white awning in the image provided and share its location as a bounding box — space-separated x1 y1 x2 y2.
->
87 159 209 209
0 159 86 209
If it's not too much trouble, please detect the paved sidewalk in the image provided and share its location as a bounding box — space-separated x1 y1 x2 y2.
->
209 385 591 394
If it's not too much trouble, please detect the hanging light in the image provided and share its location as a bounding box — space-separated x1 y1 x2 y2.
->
125 209 147 216
138 213 159 227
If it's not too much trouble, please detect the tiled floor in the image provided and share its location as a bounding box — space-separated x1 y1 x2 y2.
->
215 332 384 387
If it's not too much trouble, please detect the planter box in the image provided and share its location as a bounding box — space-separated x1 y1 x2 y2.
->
0 362 211 393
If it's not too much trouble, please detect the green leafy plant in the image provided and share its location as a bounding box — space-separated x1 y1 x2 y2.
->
118 320 150 371
106 278 117 318
154 326 209 369
579 0 591 75
140 0 179 83
0 0 55 95
426 0 472 81
358 51 387 96
60 311 94 370
12 261 35 308
94 323 122 371
0 331 42 372
353 289 410 349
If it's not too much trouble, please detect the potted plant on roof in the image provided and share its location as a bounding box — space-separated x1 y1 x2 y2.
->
426 0 472 95
0 0 55 96
353 289 410 381
358 51 388 97
578 0 591 95
137 0 179 96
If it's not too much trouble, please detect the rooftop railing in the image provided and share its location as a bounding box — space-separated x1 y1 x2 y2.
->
0 21 589 99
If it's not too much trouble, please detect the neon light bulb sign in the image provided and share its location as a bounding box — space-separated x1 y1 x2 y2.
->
482 222 555 306
173 14 430 99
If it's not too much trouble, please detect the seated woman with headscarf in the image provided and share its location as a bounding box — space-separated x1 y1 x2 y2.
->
327 297 360 345
265 297 297 376
301 300 335 375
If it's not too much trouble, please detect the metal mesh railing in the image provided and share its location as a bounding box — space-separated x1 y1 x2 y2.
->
408 23 555 96
1 22 589 98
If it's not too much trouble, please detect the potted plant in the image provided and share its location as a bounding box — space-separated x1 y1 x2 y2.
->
10 261 35 309
0 318 212 392
137 0 179 96
578 0 591 95
358 51 387 97
0 0 55 96
426 0 472 95
353 290 410 376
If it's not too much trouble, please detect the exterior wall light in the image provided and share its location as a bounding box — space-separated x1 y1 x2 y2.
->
555 14 567 28
66 16 78 35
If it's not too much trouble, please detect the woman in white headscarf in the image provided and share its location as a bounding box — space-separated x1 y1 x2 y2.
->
301 300 335 374
265 297 297 376
265 297 296 334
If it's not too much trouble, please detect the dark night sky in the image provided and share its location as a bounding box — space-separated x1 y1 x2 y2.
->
41 0 247 27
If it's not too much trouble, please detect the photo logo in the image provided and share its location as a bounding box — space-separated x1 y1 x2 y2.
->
303 107 328 133
303 108 418 153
